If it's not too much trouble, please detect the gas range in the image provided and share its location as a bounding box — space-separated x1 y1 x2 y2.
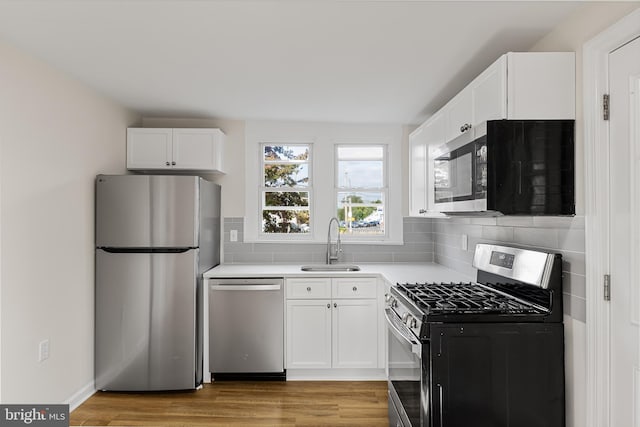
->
386 244 565 427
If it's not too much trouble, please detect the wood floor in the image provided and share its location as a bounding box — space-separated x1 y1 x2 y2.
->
70 381 389 426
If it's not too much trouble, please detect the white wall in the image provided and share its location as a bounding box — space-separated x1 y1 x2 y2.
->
0 39 139 404
140 117 245 218
528 3 640 427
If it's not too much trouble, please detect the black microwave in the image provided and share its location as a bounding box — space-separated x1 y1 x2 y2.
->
431 119 575 215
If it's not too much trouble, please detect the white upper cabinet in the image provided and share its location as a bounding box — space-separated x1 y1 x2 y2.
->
471 55 507 126
126 128 173 170
127 128 225 173
444 88 473 142
506 52 575 120
409 125 428 217
409 111 445 216
439 52 575 142
408 51 575 217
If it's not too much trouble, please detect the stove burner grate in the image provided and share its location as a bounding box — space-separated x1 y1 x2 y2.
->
398 282 546 315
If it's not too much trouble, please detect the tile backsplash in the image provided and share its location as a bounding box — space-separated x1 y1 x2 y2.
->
222 215 586 322
432 215 586 322
223 217 434 264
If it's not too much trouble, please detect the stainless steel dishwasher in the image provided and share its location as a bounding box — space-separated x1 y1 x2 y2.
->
208 277 285 380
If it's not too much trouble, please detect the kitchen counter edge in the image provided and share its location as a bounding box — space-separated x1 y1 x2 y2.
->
203 263 473 285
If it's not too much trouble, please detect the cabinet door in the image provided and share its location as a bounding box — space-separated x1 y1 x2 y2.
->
409 126 428 217
444 89 473 142
423 112 446 213
409 112 445 216
126 128 172 170
507 52 575 120
286 299 332 369
332 299 378 368
172 128 224 172
472 55 507 126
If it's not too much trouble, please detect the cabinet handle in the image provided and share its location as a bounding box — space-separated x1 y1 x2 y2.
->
334 303 337 308
327 303 330 309
460 123 472 133
306 286 312 292
171 161 176 166
165 161 170 166
352 286 358 292
419 209 427 214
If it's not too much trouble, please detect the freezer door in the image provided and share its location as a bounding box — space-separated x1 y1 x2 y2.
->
95 249 199 391
96 175 199 248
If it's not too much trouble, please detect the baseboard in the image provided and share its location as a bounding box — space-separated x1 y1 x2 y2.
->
286 368 386 381
64 380 96 412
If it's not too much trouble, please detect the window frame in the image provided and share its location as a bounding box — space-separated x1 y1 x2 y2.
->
334 144 389 241
259 142 314 240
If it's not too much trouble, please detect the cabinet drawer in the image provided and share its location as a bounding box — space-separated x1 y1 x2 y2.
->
332 278 377 299
287 278 332 299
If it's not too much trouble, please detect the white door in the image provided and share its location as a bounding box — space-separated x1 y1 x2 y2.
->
609 35 640 427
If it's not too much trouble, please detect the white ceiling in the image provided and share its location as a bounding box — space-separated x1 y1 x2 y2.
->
0 0 591 124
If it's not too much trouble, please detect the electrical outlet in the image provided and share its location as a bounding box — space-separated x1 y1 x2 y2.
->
230 229 238 242
39 339 49 362
461 234 468 251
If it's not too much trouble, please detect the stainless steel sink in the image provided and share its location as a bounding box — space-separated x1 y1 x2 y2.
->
300 264 361 272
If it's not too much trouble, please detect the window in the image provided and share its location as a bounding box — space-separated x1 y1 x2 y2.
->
245 121 402 244
335 145 386 237
261 144 311 234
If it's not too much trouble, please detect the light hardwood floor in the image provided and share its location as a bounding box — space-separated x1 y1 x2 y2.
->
70 381 389 426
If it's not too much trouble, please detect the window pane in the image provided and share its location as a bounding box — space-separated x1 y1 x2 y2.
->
338 160 383 188
265 164 309 187
265 191 309 207
337 146 383 160
262 210 310 234
336 192 384 235
264 145 309 161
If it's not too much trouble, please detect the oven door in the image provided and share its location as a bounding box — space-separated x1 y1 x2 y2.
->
385 308 423 427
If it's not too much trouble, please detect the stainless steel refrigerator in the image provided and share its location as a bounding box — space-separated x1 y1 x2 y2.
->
95 174 220 391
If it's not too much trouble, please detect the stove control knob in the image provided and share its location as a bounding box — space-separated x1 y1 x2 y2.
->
384 293 391 303
408 317 417 328
390 298 398 308
402 313 410 323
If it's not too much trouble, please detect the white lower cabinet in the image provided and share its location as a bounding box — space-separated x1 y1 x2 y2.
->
286 299 332 369
285 277 380 372
332 299 378 368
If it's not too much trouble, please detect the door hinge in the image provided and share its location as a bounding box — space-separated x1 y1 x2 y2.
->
604 274 611 301
603 94 610 121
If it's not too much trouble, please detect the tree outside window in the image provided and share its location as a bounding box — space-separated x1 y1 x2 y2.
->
262 144 311 234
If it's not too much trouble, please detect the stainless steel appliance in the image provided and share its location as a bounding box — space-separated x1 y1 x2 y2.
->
208 278 285 380
386 244 565 427
430 119 575 215
95 174 221 391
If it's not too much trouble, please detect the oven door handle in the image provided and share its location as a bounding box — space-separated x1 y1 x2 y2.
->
384 308 421 357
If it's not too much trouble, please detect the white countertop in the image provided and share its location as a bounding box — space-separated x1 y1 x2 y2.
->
203 262 474 285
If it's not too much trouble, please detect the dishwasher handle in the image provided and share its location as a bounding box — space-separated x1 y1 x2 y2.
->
210 284 281 291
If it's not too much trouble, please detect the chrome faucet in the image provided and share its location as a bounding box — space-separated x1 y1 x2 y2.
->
326 217 342 264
